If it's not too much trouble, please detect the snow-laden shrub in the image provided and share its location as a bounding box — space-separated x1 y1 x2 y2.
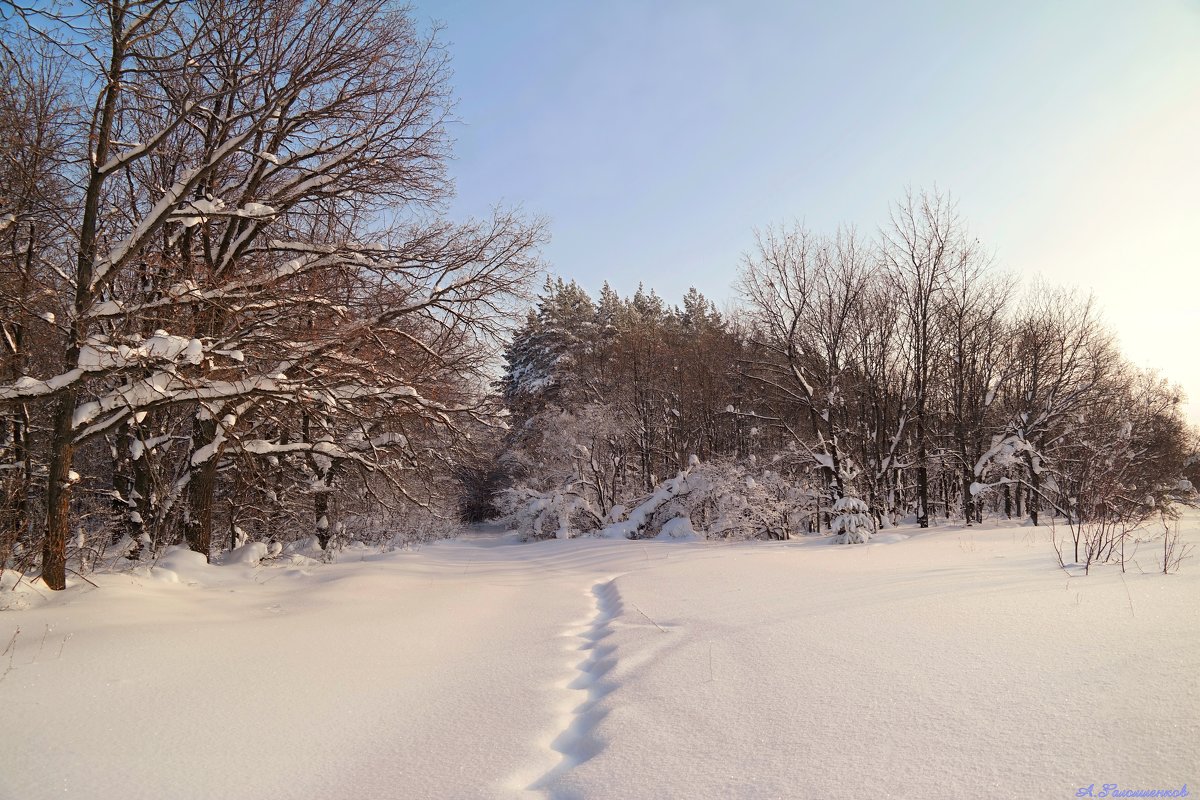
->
831 496 873 544
605 458 817 540
504 460 702 540
599 462 698 539
497 403 628 539
672 460 818 540
497 480 601 540
500 456 822 541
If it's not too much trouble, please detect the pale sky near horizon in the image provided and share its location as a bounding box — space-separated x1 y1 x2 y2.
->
420 0 1200 425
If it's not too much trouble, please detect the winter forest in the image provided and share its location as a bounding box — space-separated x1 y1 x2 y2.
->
3 1 1199 798
496 241 1197 545
1 0 1198 590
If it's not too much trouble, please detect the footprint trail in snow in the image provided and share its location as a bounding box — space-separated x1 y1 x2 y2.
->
528 579 624 796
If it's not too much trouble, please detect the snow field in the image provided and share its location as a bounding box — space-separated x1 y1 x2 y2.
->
1 516 1197 799
552 522 1199 799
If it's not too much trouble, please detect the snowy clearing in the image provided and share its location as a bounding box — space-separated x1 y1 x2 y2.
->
2 515 1197 800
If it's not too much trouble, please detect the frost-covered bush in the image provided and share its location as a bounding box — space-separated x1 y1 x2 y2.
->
502 461 703 541
673 460 818 540
500 455 823 541
602 458 817 540
598 462 698 539
831 496 873 544
497 480 601 540
498 403 628 537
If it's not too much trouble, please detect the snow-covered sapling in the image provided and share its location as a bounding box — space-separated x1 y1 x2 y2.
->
831 497 873 544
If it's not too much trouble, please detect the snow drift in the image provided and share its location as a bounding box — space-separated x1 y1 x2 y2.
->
0 514 1196 799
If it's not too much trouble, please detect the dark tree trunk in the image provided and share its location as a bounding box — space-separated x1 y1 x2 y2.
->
963 473 974 527
315 491 331 549
43 391 77 590
915 416 929 528
41 9 129 588
111 423 140 553
1028 460 1040 526
186 416 220 559
132 433 153 547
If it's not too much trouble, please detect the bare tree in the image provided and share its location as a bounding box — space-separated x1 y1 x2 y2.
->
0 0 542 584
0 34 76 569
936 268 1012 524
739 224 874 506
995 285 1114 524
880 188 981 527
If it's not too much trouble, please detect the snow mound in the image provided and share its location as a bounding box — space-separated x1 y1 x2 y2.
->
222 541 269 566
152 547 210 582
656 516 699 540
283 536 327 560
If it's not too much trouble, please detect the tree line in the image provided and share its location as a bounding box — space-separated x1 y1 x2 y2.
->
492 192 1198 540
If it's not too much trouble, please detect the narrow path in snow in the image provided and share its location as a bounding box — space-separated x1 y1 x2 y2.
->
529 579 624 797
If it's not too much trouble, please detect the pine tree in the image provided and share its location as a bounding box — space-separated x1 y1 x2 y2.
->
498 278 597 419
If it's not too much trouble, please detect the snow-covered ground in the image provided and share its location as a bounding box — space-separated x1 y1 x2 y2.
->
2 514 1197 800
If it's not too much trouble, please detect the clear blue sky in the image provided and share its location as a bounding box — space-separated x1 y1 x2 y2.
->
419 0 1200 423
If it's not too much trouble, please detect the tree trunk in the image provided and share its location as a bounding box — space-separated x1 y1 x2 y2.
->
186 462 217 559
962 473 974 527
186 416 220 559
315 491 331 549
132 432 153 548
37 11 129 588
12 404 34 558
915 417 929 528
3 228 35 553
944 473 953 519
42 391 77 590
1028 460 1040 526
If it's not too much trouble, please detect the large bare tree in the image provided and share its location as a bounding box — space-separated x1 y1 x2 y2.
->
880 189 984 527
739 224 874 505
0 0 541 586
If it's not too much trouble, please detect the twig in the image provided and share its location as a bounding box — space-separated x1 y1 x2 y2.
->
1051 528 1074 577
14 575 47 599
66 567 99 588
34 623 49 663
1119 574 1135 618
0 627 17 683
1 627 19 658
630 601 667 633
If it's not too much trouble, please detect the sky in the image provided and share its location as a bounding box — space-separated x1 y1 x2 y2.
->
418 0 1200 425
